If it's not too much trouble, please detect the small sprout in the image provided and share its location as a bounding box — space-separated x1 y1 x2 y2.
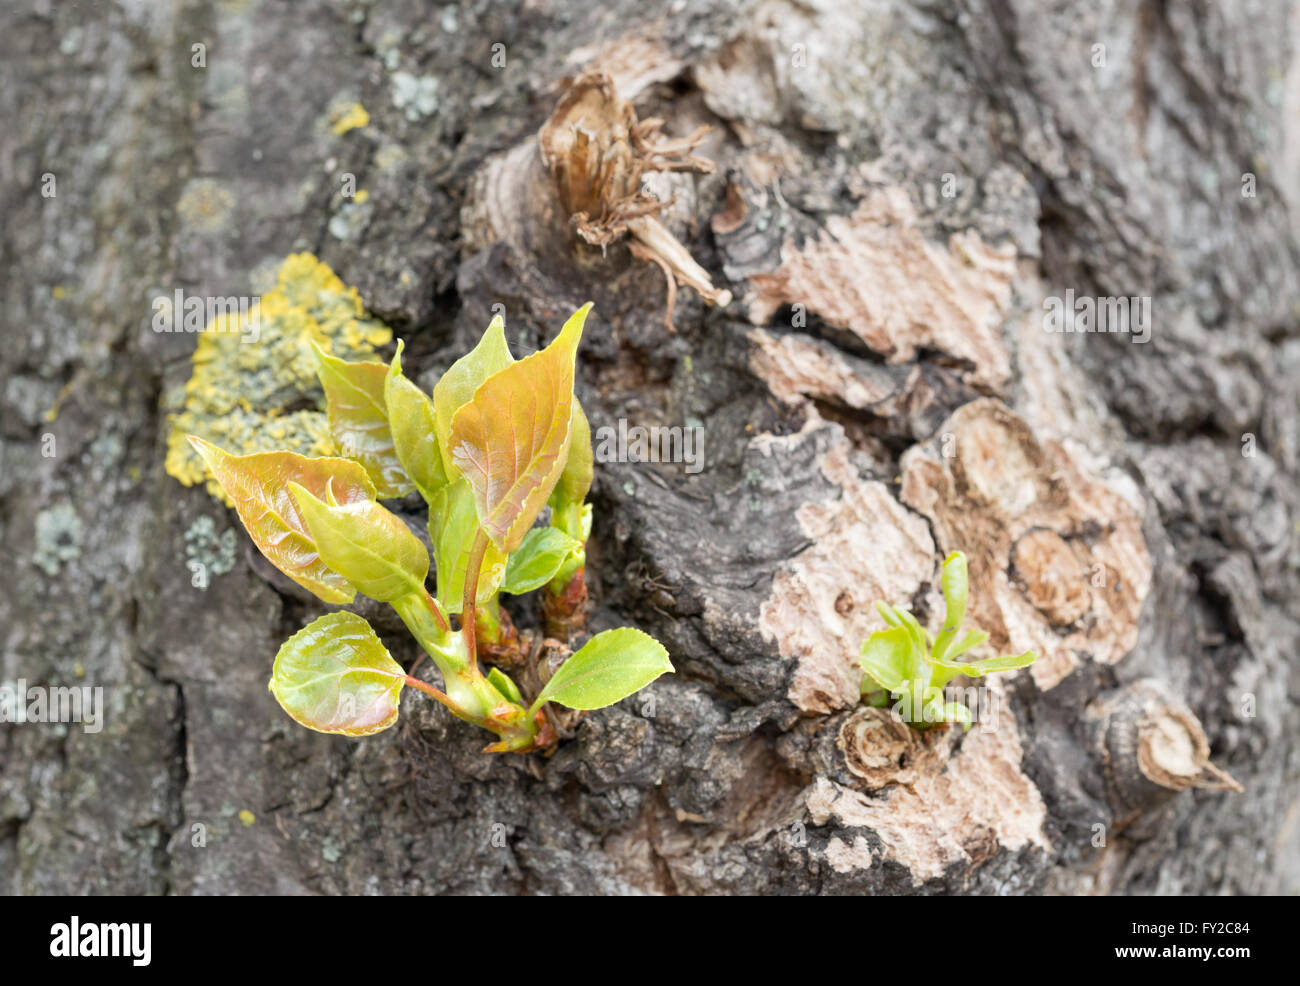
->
187 305 673 754
859 551 1036 731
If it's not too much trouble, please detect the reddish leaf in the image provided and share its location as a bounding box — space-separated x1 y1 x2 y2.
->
449 305 589 553
187 436 375 603
313 344 413 498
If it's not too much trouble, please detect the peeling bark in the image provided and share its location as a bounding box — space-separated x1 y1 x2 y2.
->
900 398 1153 690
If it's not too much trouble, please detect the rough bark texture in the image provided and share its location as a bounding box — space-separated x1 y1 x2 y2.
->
2 0 1297 895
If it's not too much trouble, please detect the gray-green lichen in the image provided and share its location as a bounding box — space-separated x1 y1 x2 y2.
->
34 503 81 576
329 199 374 241
391 72 439 120
183 515 238 578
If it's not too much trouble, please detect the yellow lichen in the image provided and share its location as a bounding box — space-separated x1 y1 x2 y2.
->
330 101 370 135
165 253 392 504
44 377 77 423
238 809 256 827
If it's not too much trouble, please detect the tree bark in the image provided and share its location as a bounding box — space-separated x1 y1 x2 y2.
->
1 0 1296 894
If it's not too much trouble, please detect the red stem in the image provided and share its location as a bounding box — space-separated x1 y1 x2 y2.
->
404 674 496 732
461 527 490 670
424 587 449 634
403 675 454 710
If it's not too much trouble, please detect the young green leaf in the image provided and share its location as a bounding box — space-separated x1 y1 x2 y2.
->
876 601 903 627
501 526 583 595
932 550 970 662
928 698 973 732
450 304 590 553
858 626 912 693
269 612 406 736
187 436 376 604
532 626 672 711
487 666 524 706
433 315 514 477
862 685 892 706
947 703 974 730
940 551 969 628
929 650 1037 677
288 482 429 602
430 478 506 614
385 341 447 502
550 398 594 511
312 343 413 498
892 608 930 680
941 629 989 662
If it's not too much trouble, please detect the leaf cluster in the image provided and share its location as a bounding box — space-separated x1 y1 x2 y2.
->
859 552 1035 730
190 306 671 752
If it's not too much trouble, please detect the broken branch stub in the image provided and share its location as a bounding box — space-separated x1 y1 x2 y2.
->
1087 678 1242 826
538 71 732 326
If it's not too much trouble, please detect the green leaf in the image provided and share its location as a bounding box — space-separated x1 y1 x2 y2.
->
891 682 938 725
385 341 448 503
546 502 591 591
921 695 973 731
550 398 593 511
942 702 975 731
487 666 524 706
449 305 589 553
932 550 970 662
313 343 413 498
501 526 582 595
892 608 929 680
430 477 506 614
858 626 912 693
876 601 902 627
944 629 989 661
269 612 406 736
533 627 673 711
186 436 376 604
433 315 514 478
940 551 969 628
861 685 892 707
289 482 429 602
929 650 1037 677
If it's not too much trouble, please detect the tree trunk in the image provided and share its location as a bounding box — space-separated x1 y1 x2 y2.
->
1 0 1296 895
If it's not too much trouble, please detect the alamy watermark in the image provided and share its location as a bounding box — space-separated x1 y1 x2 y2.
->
50 916 150 966
151 289 261 344
1042 289 1151 344
593 418 704 474
0 679 103 733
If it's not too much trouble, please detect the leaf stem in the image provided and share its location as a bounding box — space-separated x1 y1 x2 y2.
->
391 592 465 673
424 587 450 634
527 694 547 721
461 526 490 669
404 673 498 733
403 675 454 708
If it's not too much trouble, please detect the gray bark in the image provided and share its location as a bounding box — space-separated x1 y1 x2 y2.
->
1 0 1297 895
